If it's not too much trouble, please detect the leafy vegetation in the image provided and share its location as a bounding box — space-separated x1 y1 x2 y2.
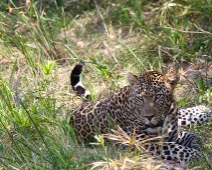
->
0 0 212 169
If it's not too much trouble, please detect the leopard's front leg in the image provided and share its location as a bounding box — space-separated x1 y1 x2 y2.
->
144 142 203 163
175 131 201 151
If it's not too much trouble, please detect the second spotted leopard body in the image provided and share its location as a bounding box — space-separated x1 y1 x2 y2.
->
178 105 211 127
70 64 211 163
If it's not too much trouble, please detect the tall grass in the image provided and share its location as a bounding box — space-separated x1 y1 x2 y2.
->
0 0 212 169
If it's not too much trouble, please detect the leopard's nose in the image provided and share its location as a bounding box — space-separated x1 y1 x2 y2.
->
145 115 154 121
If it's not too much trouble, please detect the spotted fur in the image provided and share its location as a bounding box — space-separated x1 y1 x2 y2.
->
70 64 211 163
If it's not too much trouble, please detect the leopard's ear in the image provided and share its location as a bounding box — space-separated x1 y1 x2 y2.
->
127 72 138 85
163 73 180 89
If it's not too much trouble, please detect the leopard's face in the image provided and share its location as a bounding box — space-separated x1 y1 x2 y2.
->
127 71 180 127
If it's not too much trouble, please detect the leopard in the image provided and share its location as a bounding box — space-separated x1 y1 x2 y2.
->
70 64 211 163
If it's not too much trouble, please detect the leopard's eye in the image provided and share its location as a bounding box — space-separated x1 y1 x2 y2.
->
137 95 144 100
136 92 144 97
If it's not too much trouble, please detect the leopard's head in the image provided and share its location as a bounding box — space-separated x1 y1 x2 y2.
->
127 71 179 126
